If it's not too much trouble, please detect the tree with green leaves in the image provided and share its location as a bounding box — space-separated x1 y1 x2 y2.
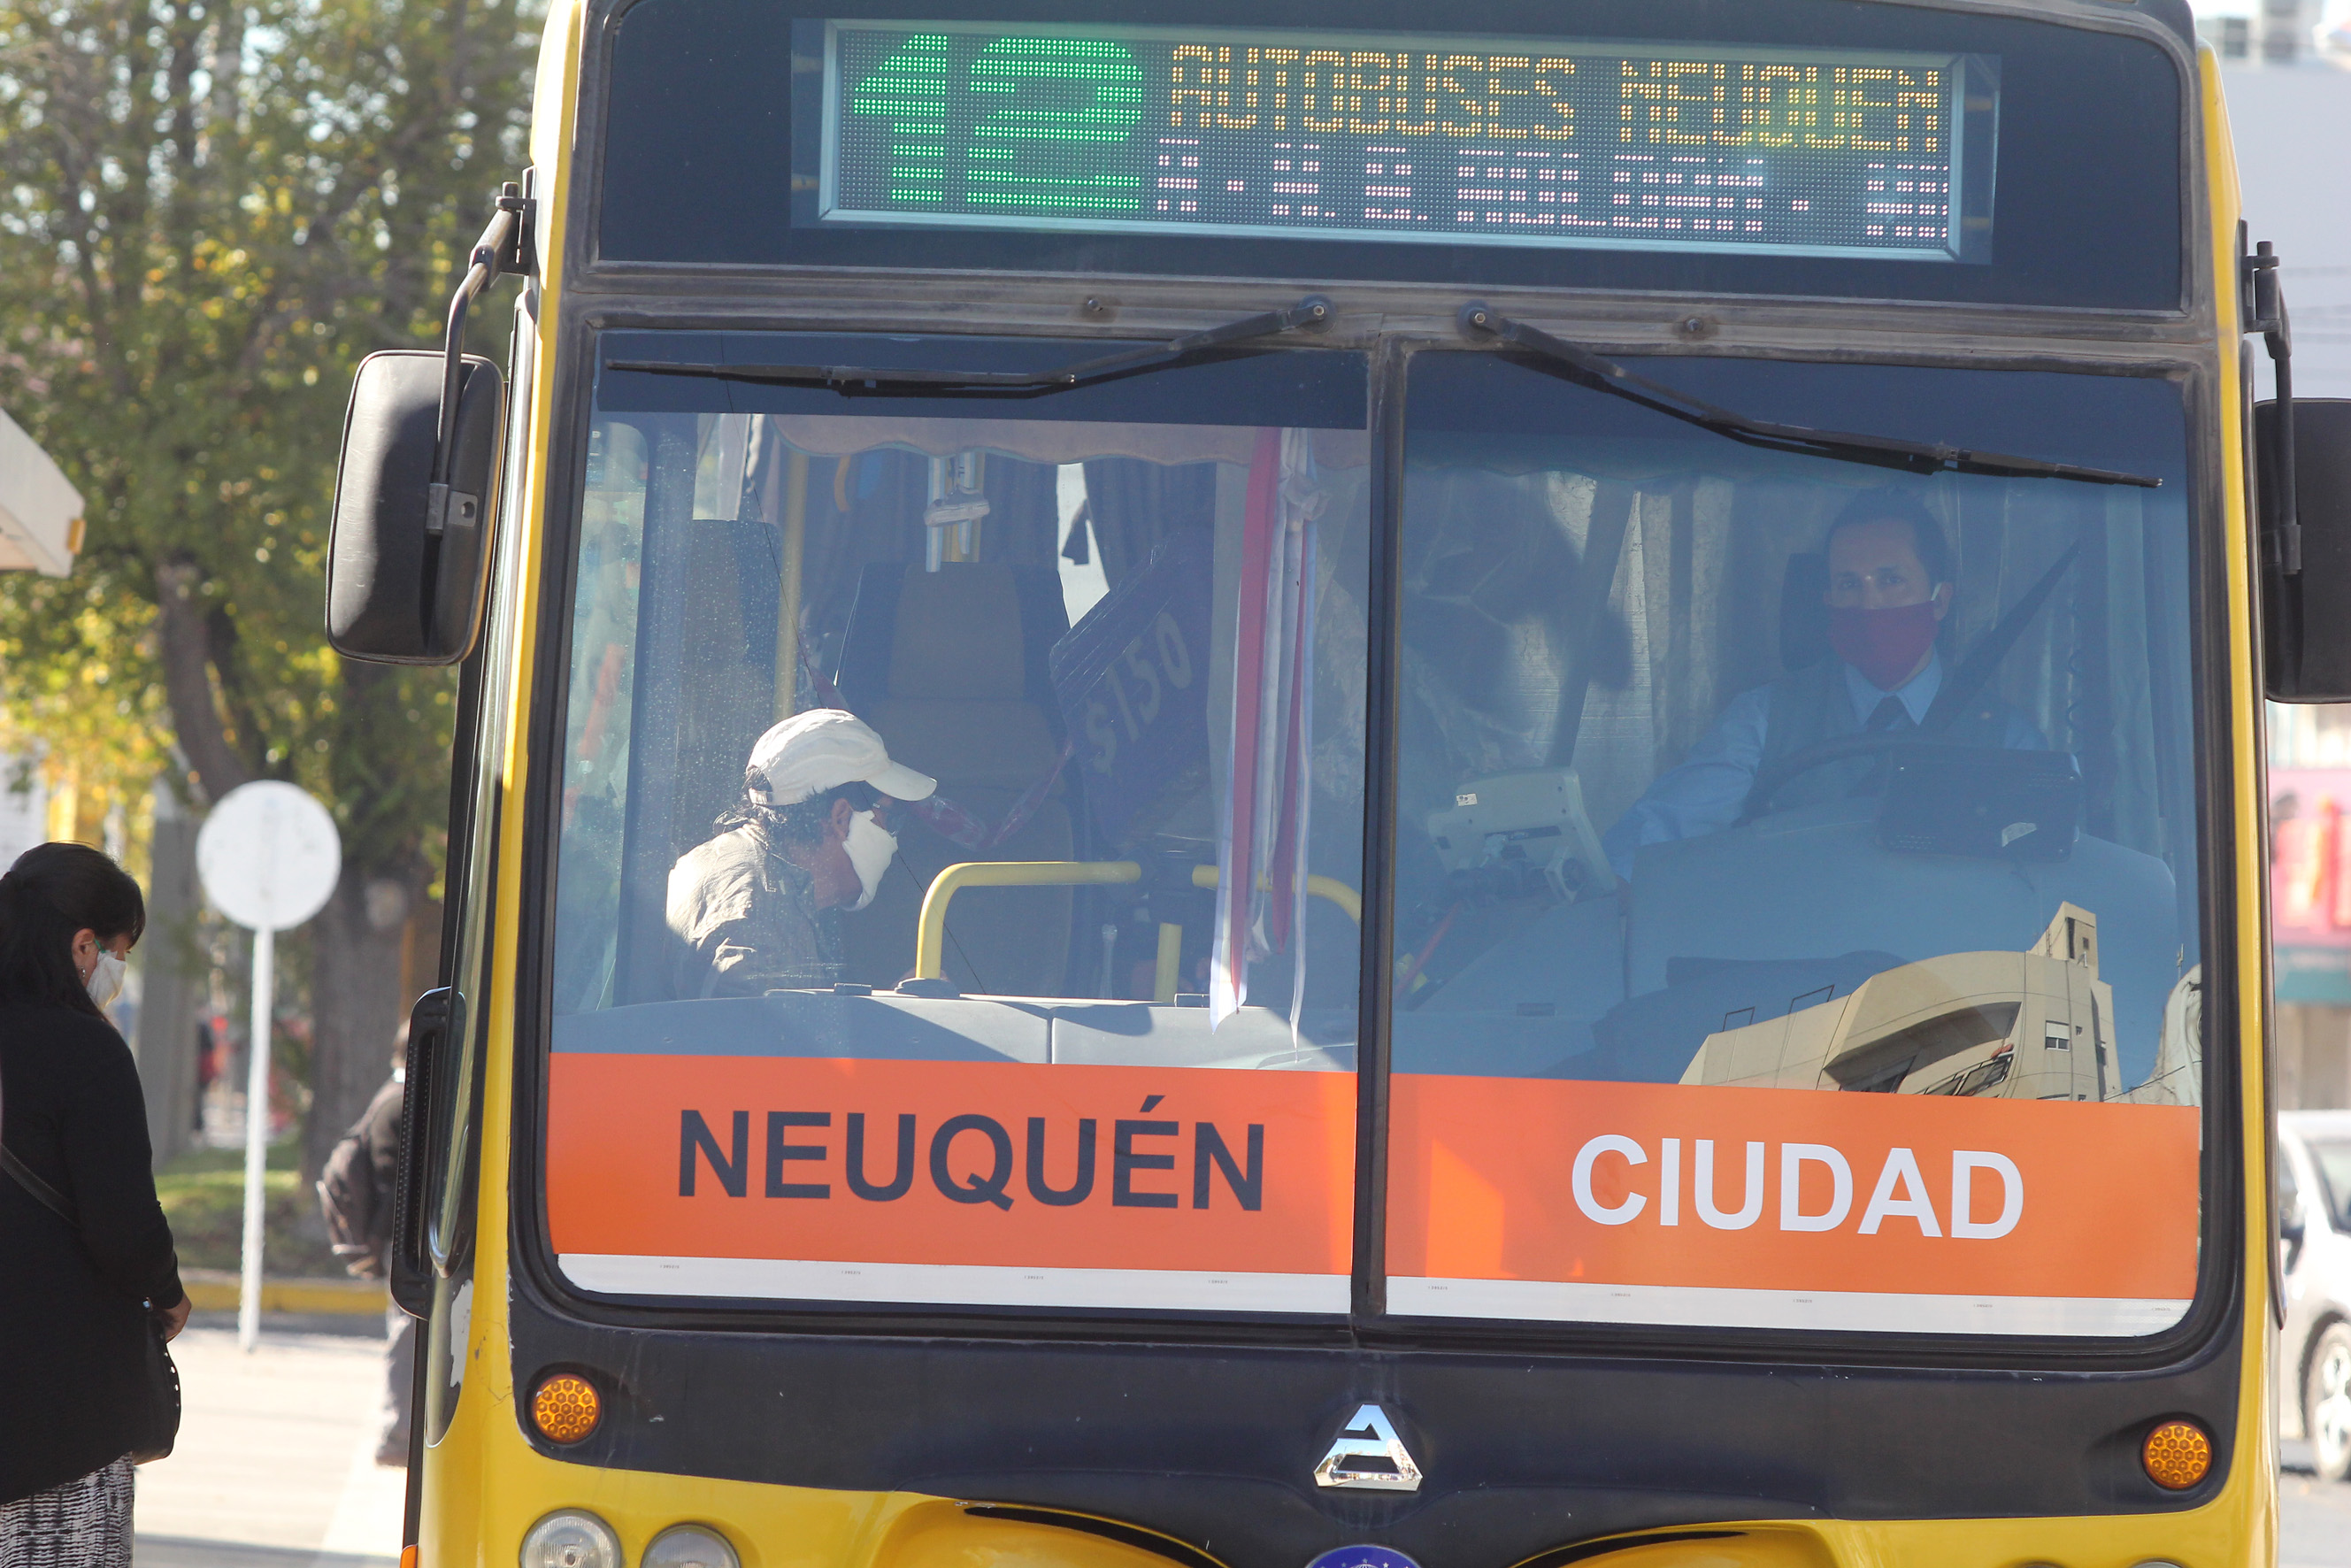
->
0 0 537 1174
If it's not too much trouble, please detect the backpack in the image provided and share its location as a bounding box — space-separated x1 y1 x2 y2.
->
317 1123 382 1269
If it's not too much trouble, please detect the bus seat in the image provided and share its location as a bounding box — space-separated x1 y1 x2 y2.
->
838 561 1076 995
836 559 1069 716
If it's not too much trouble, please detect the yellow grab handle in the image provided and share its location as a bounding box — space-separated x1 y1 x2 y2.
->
910 861 1360 988
1154 921 1185 1003
1189 865 1362 924
914 860 1141 981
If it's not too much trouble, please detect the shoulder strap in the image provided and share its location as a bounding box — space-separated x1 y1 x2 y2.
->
1920 542 2081 734
1760 659 1840 768
2 1141 77 1226
0 1072 80 1226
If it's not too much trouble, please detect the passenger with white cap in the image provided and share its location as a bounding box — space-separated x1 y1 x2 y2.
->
665 709 936 998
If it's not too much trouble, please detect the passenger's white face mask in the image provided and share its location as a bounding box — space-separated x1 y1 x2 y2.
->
842 810 897 912
84 949 127 1010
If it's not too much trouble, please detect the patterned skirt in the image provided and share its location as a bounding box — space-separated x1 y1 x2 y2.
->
0 1457 133 1568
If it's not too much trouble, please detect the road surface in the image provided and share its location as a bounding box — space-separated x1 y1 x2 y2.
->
133 1318 403 1568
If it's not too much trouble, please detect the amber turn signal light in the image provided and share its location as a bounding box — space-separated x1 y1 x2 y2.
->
2141 1418 2212 1489
531 1373 603 1445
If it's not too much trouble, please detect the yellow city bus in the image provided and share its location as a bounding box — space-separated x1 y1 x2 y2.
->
320 0 2350 1563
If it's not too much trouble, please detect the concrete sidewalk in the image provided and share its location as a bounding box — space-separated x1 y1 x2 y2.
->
134 1319 405 1568
2281 1441 2351 1568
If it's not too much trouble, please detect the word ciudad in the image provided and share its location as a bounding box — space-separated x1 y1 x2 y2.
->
1571 1134 2024 1238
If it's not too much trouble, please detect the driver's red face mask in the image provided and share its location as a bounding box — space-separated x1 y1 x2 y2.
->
1827 602 1940 692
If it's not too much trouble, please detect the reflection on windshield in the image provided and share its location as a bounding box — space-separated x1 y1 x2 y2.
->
551 341 1371 1074
2311 1141 2351 1233
1392 352 2202 1107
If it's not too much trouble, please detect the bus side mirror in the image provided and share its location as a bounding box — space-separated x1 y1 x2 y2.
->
326 349 503 665
2259 397 2351 702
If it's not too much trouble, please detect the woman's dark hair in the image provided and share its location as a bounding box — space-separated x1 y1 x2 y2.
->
0 842 145 1014
1825 489 1956 589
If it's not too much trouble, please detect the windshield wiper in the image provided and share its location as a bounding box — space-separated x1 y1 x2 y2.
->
606 295 1333 397
1458 303 2162 489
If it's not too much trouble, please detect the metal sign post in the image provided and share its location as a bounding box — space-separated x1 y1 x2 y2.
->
195 781 341 1351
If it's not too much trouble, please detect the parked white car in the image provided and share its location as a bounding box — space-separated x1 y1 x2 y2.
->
2280 1110 2351 1482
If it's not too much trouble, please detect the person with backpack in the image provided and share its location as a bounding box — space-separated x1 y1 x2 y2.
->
319 1027 411 1466
0 843 187 1567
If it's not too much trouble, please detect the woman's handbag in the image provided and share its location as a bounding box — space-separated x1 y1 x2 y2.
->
0 1135 183 1463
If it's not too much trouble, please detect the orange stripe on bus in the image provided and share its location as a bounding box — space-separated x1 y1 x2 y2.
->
547 1054 1357 1276
1387 1075 2200 1301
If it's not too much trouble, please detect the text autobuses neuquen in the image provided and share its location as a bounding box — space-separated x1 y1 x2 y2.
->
826 23 1970 257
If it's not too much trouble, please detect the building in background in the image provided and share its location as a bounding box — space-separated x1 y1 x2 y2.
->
2270 716 2351 1108
2198 0 2349 63
0 751 43 869
0 409 82 865
2201 4 2351 403
0 406 83 577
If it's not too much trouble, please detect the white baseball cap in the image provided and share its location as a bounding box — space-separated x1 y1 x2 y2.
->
746 709 936 808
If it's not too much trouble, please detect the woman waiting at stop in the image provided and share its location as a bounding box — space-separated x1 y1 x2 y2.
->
0 842 188 1568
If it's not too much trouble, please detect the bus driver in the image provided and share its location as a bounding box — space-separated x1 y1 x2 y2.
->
1601 491 2047 879
666 709 937 997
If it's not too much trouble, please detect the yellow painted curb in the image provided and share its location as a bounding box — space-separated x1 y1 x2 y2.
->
181 1267 388 1315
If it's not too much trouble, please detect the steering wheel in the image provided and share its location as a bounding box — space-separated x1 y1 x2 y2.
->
1738 731 1932 823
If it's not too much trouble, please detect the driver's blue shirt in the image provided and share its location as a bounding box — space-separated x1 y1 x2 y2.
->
1600 654 2047 879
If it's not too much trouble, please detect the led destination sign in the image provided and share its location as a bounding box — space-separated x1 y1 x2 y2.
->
819 23 1997 261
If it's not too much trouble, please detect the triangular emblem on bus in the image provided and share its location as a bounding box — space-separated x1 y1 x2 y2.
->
1313 1403 1424 1492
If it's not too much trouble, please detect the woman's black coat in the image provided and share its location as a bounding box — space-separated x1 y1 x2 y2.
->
0 1003 185 1503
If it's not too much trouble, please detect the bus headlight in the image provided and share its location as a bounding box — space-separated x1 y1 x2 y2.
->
520 1510 622 1568
642 1525 741 1568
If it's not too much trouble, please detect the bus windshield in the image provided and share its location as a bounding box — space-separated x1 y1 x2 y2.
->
1387 350 2204 1335
539 330 2208 1337
544 336 1370 1312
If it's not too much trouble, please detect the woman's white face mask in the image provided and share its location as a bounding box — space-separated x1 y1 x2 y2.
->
85 949 127 1010
842 810 897 912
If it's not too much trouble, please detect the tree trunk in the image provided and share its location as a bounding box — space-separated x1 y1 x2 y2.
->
302 865 419 1180
154 559 254 803
134 784 204 1170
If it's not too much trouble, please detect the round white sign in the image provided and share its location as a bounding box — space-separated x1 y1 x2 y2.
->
196 781 342 932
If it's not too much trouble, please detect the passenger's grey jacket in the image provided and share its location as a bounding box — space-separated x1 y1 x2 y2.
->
665 820 841 998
